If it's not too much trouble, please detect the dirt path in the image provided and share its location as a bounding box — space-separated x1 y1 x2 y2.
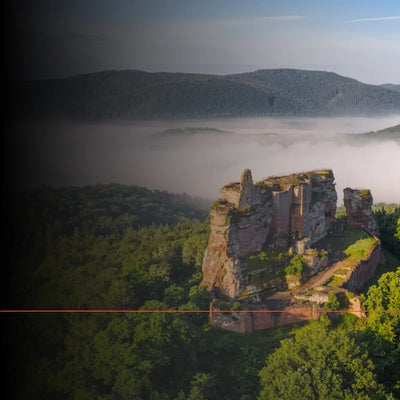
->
296 260 346 291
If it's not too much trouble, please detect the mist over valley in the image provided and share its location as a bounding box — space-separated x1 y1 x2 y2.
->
8 115 400 204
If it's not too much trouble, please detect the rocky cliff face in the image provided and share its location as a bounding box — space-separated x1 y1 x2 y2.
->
201 169 337 298
343 188 379 236
201 169 273 298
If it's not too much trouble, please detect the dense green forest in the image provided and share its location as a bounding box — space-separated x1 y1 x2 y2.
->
2 185 400 399
12 69 400 119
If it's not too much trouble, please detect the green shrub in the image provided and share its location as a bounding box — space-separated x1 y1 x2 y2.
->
227 205 257 224
335 205 347 220
319 250 327 261
285 254 306 275
232 302 242 310
325 291 340 310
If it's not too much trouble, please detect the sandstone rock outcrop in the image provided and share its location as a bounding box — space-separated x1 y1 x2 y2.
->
202 168 384 333
343 188 379 236
201 169 337 298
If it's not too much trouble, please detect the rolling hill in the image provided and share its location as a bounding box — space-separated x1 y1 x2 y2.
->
11 69 400 119
380 84 400 93
361 124 400 141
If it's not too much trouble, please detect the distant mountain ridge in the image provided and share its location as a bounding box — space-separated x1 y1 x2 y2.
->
380 84 400 93
361 124 400 141
12 69 400 119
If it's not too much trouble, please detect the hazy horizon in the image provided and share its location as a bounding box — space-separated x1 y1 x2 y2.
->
8 1 400 84
7 115 400 205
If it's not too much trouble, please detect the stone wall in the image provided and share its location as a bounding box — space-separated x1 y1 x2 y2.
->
210 286 369 333
209 302 324 333
291 183 312 240
271 189 293 247
251 305 322 330
342 240 382 292
229 203 273 258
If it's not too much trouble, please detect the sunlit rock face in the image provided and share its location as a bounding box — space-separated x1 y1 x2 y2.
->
201 168 338 298
343 188 379 236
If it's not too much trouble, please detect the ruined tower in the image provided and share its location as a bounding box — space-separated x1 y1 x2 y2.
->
343 188 379 236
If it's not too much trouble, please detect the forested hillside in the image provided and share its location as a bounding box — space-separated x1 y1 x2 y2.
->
380 84 400 93
2 185 400 399
12 69 400 119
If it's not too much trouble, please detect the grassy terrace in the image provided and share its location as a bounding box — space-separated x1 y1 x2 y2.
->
342 235 377 266
319 229 377 261
323 229 379 287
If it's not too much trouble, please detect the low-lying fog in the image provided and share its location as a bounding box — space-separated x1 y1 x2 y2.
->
6 115 400 204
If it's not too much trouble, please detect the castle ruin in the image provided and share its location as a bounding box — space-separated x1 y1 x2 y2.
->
201 168 382 332
201 169 337 298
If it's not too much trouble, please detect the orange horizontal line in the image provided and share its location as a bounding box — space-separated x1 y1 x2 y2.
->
1 309 399 314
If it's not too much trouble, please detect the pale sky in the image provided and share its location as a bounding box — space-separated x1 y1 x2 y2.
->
9 0 400 84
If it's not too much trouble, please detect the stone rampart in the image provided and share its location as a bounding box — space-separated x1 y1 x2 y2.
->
342 240 382 292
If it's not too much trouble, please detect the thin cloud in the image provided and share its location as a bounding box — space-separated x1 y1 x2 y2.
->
258 16 305 21
214 15 305 27
345 16 400 23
